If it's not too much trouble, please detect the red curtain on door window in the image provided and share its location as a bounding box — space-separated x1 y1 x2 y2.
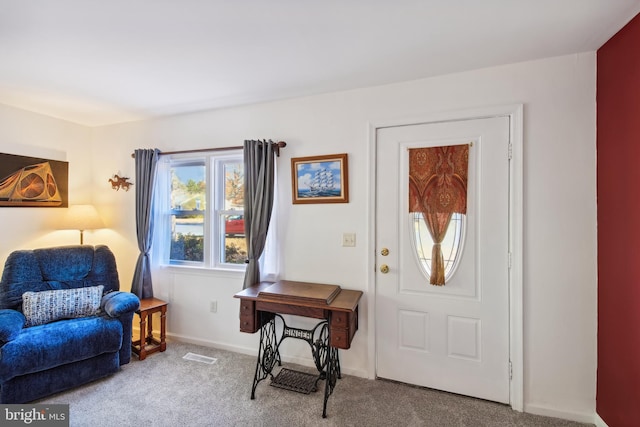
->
408 145 469 285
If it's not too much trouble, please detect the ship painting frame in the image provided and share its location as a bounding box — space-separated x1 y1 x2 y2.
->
291 153 349 204
0 153 68 207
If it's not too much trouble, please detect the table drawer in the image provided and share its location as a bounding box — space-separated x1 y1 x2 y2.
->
329 308 358 349
240 313 257 333
330 329 350 349
240 300 255 315
331 311 348 327
239 300 257 333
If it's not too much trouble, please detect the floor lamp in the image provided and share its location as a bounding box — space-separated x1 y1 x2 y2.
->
60 204 105 244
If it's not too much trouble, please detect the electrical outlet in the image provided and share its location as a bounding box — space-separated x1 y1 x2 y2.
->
342 233 356 247
209 300 217 313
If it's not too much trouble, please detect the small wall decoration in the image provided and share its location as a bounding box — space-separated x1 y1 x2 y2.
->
0 153 68 207
108 174 133 191
291 153 349 204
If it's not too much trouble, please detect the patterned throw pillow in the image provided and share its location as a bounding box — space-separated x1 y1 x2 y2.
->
22 285 104 327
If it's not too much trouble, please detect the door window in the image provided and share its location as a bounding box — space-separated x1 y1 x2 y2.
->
411 212 465 280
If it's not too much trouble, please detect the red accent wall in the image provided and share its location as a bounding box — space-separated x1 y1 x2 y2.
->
597 12 640 427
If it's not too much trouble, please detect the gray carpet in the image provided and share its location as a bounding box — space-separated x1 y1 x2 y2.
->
38 341 593 427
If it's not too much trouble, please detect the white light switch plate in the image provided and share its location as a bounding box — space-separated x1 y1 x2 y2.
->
342 233 356 247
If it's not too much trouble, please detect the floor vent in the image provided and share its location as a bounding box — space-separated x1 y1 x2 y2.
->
182 352 217 364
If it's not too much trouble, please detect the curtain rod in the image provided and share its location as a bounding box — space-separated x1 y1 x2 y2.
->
131 140 287 158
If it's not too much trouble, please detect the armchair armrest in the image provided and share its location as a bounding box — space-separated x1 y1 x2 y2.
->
101 292 140 318
0 309 25 344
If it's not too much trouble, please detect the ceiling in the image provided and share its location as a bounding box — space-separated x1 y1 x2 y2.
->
2 1 639 127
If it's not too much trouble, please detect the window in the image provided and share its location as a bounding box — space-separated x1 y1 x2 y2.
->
169 160 206 263
155 151 248 270
411 212 465 280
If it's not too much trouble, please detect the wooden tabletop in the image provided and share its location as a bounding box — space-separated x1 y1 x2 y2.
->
257 280 341 305
233 281 274 300
137 297 168 312
234 281 362 313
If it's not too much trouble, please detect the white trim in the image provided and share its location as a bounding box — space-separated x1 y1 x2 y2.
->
524 403 596 425
594 412 610 427
166 332 258 356
367 104 524 411
366 120 378 380
509 104 524 411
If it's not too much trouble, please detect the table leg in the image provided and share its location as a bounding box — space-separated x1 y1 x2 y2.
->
160 306 167 352
139 311 148 361
251 314 281 399
322 311 340 418
322 347 340 418
146 311 154 345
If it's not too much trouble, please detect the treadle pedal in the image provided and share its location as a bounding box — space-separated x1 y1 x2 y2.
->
270 368 319 394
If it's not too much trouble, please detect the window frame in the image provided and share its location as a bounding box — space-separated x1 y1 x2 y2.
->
168 157 209 267
159 150 247 272
212 155 246 270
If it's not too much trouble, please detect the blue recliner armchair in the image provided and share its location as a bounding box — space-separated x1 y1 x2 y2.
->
0 245 139 403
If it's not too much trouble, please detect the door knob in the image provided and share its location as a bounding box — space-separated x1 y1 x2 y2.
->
380 264 389 274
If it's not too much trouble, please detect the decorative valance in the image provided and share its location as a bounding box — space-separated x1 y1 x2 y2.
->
408 145 469 215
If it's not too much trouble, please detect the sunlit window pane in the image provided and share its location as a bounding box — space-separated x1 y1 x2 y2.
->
170 162 206 263
412 212 465 280
170 214 204 262
218 160 245 266
224 162 244 209
223 214 247 264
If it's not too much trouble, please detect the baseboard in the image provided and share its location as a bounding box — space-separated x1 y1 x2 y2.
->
165 332 258 357
524 403 595 424
593 413 609 427
165 332 368 378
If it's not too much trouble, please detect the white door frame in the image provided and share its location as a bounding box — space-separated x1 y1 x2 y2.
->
367 104 524 411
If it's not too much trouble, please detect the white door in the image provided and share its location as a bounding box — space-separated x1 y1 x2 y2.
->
375 116 511 403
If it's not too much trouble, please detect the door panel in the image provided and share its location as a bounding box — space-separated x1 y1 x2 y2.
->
375 117 510 403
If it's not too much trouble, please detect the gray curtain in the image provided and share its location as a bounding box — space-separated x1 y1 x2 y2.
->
131 148 161 299
243 140 276 289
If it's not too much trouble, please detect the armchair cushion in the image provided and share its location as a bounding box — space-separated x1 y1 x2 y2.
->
22 285 103 327
0 316 122 383
0 309 25 343
101 291 140 317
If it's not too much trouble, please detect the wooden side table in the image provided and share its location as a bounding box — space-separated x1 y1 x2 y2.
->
132 297 168 361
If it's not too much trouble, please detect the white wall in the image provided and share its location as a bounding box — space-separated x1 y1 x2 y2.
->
0 104 94 263
1 52 597 422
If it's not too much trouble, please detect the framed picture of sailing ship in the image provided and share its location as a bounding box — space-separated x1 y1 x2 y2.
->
0 153 68 207
291 153 349 204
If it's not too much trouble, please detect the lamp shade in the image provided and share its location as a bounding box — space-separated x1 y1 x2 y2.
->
60 204 105 231
59 204 105 244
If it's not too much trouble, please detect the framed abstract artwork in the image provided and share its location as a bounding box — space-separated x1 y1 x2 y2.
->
291 153 349 204
0 153 68 207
